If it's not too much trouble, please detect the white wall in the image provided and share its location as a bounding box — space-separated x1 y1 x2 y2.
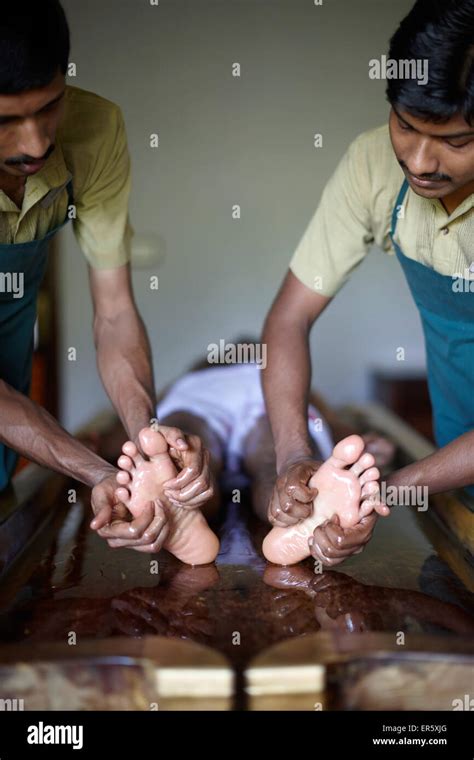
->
57 0 424 431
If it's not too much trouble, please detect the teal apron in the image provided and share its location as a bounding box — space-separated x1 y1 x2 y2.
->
390 179 474 496
0 179 73 491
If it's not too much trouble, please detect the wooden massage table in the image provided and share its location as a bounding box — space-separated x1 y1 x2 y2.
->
0 405 472 710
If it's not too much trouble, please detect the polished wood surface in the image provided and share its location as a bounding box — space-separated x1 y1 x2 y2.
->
0 406 472 710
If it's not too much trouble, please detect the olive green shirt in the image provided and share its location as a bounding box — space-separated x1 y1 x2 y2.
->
0 85 133 269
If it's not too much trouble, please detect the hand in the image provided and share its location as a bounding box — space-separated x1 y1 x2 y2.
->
90 470 170 553
268 458 322 527
362 432 396 469
308 512 378 567
154 425 214 509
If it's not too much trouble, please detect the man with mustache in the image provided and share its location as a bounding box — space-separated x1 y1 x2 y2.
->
0 1 213 552
262 0 474 565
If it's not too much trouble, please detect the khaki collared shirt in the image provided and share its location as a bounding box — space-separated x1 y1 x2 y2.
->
0 85 133 269
290 124 474 296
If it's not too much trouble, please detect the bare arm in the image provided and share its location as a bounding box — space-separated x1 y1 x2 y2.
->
89 264 156 443
0 378 115 487
262 269 332 471
261 271 332 526
386 429 474 495
261 270 386 564
89 263 214 518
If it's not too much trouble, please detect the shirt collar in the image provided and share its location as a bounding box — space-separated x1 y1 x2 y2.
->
427 190 474 224
22 140 71 214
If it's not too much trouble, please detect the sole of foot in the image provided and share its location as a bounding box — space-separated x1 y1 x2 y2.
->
262 435 381 566
115 427 219 566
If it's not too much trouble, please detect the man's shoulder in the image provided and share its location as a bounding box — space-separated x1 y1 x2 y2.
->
63 85 122 118
59 86 124 149
346 123 403 196
58 86 127 189
352 123 391 147
349 124 396 168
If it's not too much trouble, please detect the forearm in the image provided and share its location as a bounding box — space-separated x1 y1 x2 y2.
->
262 314 314 473
385 429 474 495
94 308 156 442
0 380 115 487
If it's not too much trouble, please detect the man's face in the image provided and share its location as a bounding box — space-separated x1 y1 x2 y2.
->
0 69 66 178
389 106 474 198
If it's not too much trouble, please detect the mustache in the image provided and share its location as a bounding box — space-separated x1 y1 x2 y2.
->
5 145 55 166
400 160 451 183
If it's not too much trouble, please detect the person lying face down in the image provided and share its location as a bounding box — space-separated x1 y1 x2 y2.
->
103 357 394 566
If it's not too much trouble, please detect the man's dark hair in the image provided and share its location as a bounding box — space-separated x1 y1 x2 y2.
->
386 0 474 125
0 0 70 94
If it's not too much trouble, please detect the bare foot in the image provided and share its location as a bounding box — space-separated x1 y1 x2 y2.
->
115 427 219 566
262 435 381 566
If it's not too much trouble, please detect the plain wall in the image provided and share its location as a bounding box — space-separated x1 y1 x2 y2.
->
57 0 425 431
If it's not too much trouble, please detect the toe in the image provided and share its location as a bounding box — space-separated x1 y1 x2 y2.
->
116 470 131 485
139 427 169 460
118 454 134 472
115 486 131 504
359 466 380 487
350 452 375 477
361 480 379 499
331 435 366 468
122 441 140 465
360 498 376 516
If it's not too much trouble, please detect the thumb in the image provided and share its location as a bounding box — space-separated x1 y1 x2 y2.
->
159 425 188 450
90 502 112 530
90 483 115 529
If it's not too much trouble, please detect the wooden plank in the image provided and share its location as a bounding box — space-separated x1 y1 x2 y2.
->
0 637 233 709
246 632 474 710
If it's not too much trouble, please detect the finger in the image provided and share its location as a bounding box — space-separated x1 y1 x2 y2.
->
325 521 373 552
90 503 113 530
167 487 214 508
359 499 375 518
165 462 210 501
158 425 188 450
268 512 299 527
91 499 130 529
373 500 390 517
357 512 378 532
312 523 359 558
269 506 301 527
278 497 312 520
162 446 206 491
98 502 156 540
131 530 170 553
107 514 169 549
90 476 119 527
321 522 350 551
286 482 317 503
308 537 345 567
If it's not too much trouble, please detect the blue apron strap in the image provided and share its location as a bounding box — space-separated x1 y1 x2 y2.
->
390 179 409 238
65 179 74 210
0 178 74 492
391 177 474 499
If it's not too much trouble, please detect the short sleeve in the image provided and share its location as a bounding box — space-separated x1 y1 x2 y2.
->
290 134 375 296
73 106 133 269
